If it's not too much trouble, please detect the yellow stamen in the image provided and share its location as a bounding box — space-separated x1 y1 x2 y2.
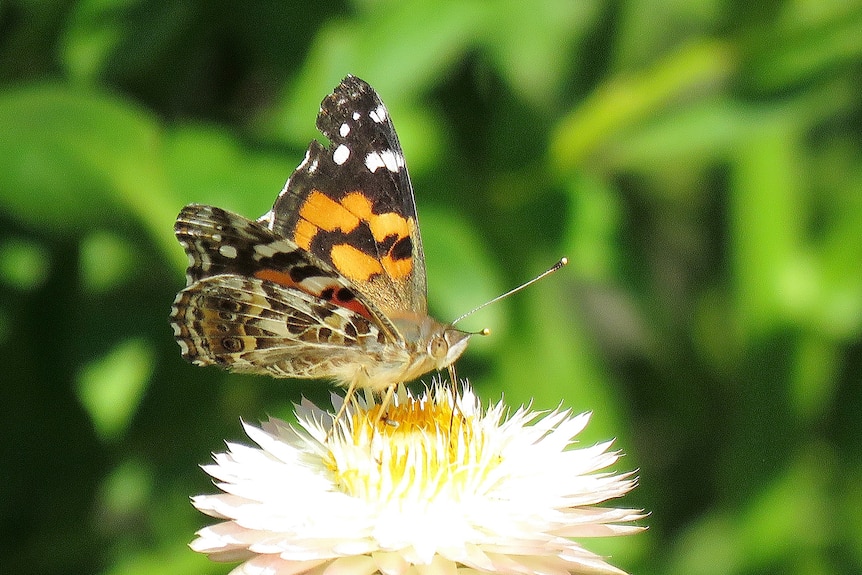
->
324 388 497 502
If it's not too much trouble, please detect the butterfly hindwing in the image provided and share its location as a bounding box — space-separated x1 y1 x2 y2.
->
172 274 393 379
175 204 338 285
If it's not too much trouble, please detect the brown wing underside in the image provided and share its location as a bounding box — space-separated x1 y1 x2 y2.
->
171 275 392 382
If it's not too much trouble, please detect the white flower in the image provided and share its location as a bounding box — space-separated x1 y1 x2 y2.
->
191 382 645 575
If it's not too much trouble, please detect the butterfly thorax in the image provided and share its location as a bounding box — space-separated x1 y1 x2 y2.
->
303 312 469 393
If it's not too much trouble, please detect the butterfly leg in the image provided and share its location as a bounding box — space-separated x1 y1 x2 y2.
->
327 378 361 441
372 383 398 429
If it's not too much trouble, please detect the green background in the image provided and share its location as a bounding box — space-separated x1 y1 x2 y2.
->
2 1 860 574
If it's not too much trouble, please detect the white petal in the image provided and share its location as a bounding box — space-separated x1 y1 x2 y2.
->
372 551 410 575
323 556 377 575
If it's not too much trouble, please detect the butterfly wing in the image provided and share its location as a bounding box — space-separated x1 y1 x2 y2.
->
172 274 395 381
171 204 403 376
260 75 427 316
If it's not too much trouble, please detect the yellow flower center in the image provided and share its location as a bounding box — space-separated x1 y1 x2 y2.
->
324 391 497 503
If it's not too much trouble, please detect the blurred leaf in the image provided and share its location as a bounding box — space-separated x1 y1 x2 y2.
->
602 77 856 177
101 546 211 575
349 0 486 96
817 165 862 339
60 0 136 83
0 236 51 290
165 125 290 211
79 230 135 293
0 84 177 256
563 174 623 281
264 20 359 146
747 2 862 91
729 122 803 339
668 514 741 575
76 338 154 441
482 0 601 106
96 458 154 529
734 449 832 570
550 39 735 173
791 335 840 421
616 0 724 68
268 0 486 146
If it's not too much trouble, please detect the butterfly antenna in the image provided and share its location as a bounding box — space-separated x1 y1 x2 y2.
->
451 257 568 327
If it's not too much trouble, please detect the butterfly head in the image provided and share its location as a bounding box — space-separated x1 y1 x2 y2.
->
390 313 471 371
429 326 471 370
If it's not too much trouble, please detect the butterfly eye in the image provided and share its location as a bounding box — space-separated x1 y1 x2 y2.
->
427 335 449 360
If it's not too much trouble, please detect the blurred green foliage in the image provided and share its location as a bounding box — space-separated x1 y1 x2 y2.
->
1 1 861 574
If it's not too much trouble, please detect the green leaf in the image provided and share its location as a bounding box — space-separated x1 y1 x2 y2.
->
550 39 735 173
76 338 154 442
729 123 804 339
79 230 135 293
0 237 51 291
165 124 290 212
482 0 601 105
0 84 176 257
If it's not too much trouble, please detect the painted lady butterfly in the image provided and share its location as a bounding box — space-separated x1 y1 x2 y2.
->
171 76 470 409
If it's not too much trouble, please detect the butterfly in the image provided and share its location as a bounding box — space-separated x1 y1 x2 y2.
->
170 75 471 414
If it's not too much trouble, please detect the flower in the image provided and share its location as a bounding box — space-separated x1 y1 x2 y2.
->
191 382 645 575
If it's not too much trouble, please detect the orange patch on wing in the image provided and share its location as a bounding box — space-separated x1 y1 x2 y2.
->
293 219 318 251
331 294 374 321
254 268 298 288
342 192 410 243
299 191 360 233
340 192 374 219
297 191 414 282
330 243 383 282
381 254 413 280
369 211 410 243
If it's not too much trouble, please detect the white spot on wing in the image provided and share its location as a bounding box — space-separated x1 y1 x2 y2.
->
219 245 238 259
333 144 350 165
339 123 350 137
180 241 196 268
369 103 387 124
176 337 190 354
197 243 212 271
365 151 385 172
309 159 319 173
384 150 402 171
352 111 361 120
365 149 403 173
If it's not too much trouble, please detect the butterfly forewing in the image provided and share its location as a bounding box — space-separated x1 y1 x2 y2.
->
261 75 427 315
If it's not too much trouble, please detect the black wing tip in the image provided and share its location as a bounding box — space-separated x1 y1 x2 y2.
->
336 74 373 94
328 74 378 105
318 75 386 137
